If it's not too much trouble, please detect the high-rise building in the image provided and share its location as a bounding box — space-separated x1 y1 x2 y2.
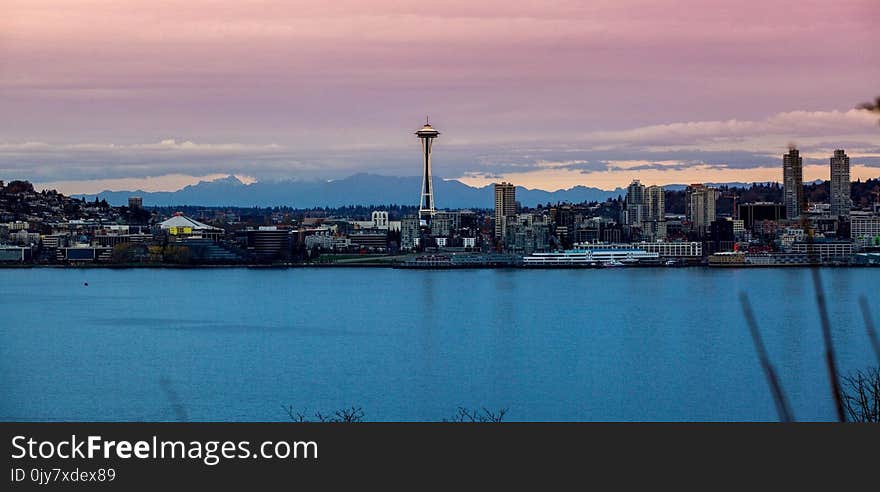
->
783 147 804 220
644 185 666 240
686 184 718 233
128 196 143 209
830 149 851 218
623 179 646 227
415 119 440 221
494 182 516 239
400 217 421 251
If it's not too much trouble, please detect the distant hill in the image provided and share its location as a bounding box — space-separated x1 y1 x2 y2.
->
663 182 771 191
74 174 627 208
50 174 880 211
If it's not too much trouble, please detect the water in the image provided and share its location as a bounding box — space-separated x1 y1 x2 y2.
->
1 267 877 421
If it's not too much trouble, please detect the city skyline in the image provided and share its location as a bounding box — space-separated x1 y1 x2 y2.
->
2 1 879 194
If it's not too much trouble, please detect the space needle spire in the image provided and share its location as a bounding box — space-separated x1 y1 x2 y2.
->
415 117 440 221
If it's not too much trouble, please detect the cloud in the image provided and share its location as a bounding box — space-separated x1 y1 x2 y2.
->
2 1 877 148
580 109 878 148
2 108 879 192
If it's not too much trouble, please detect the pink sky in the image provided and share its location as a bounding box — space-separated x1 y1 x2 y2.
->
2 0 878 193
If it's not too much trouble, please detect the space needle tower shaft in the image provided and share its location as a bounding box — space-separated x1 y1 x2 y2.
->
415 118 440 221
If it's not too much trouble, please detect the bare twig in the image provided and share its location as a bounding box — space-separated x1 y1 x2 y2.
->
739 292 794 422
159 376 189 422
803 220 846 422
840 368 880 423
284 406 364 422
282 405 308 422
444 407 508 422
810 267 846 422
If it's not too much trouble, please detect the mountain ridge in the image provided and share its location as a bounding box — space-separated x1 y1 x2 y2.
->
74 174 628 208
72 173 790 208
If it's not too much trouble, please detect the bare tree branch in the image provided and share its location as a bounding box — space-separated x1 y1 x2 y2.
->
739 292 794 422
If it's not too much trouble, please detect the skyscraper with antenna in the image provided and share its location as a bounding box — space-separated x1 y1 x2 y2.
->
415 118 440 221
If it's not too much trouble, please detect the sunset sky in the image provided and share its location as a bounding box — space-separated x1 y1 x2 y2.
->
2 0 878 194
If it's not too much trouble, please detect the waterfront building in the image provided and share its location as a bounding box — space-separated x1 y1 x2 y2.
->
742 253 811 266
780 227 806 250
708 252 745 265
304 233 351 251
851 215 880 246
415 120 440 221
176 238 244 263
783 147 804 219
494 182 516 239
0 245 29 262
789 240 854 261
710 218 736 253
575 241 702 259
854 252 880 265
94 233 152 247
830 149 851 218
58 246 113 263
159 213 223 241
503 214 551 255
10 230 40 245
39 233 69 249
348 231 388 251
242 226 292 261
522 248 660 266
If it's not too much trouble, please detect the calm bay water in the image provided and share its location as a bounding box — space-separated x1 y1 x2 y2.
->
1 267 877 421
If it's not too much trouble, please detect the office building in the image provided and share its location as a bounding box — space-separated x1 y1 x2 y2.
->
242 226 292 261
623 180 646 228
644 185 666 240
738 202 785 230
348 231 388 251
783 147 804 219
829 149 851 217
686 184 718 233
494 182 516 239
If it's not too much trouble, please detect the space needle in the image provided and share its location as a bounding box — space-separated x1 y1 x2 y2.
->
415 118 440 222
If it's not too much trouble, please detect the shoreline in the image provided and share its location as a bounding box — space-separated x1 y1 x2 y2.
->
0 262 876 270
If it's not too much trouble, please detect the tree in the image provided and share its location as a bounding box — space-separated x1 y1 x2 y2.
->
840 368 879 423
111 243 134 263
858 96 880 124
284 406 364 423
